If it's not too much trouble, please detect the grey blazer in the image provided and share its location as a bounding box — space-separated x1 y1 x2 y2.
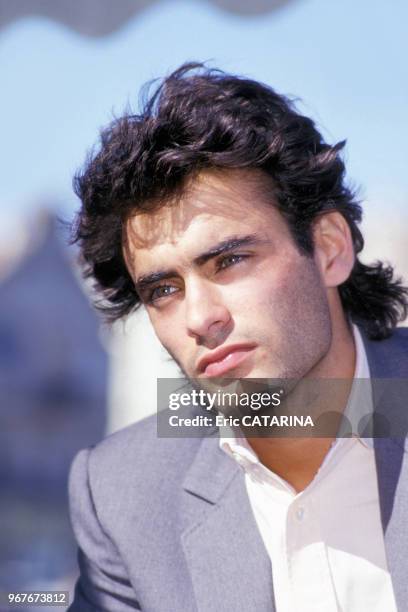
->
68 329 408 612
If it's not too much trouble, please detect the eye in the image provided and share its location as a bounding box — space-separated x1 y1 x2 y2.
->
147 284 178 304
217 253 247 271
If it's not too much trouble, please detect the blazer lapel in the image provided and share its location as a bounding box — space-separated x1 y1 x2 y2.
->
374 437 408 610
364 330 408 610
181 433 275 612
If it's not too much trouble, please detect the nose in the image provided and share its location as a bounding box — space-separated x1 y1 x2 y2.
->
184 278 232 346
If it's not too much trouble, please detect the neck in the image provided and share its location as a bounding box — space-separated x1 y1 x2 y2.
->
247 306 356 492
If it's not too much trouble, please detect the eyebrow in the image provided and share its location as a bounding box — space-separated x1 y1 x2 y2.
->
135 233 261 292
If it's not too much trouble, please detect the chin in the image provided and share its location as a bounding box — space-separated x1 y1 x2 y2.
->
242 363 283 380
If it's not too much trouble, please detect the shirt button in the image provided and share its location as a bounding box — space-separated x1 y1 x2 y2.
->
296 506 305 521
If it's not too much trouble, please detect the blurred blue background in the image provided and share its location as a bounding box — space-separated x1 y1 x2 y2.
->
0 0 407 608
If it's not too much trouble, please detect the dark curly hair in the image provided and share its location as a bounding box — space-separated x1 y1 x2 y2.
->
72 62 407 339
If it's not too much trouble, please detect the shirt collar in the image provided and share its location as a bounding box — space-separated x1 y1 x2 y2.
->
340 324 373 447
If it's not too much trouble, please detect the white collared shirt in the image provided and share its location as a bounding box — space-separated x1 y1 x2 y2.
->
220 326 397 611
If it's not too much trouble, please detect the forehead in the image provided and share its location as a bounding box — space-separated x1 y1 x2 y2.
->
124 169 289 270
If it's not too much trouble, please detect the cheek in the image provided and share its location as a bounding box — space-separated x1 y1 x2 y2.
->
270 258 331 351
230 255 299 314
251 255 330 336
148 309 187 360
267 255 326 307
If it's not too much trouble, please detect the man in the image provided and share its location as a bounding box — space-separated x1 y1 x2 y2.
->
68 63 408 611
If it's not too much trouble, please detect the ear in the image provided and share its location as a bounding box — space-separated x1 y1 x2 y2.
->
312 212 355 287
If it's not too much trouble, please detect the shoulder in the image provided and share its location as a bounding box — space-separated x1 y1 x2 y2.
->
71 411 204 490
68 413 209 533
362 326 408 378
388 326 408 343
91 411 200 465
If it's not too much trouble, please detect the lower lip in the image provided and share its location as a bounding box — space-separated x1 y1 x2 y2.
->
203 348 256 377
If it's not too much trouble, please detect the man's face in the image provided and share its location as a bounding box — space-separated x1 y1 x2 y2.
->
124 169 332 381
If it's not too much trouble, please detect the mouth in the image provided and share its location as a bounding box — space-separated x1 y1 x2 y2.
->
197 344 257 377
